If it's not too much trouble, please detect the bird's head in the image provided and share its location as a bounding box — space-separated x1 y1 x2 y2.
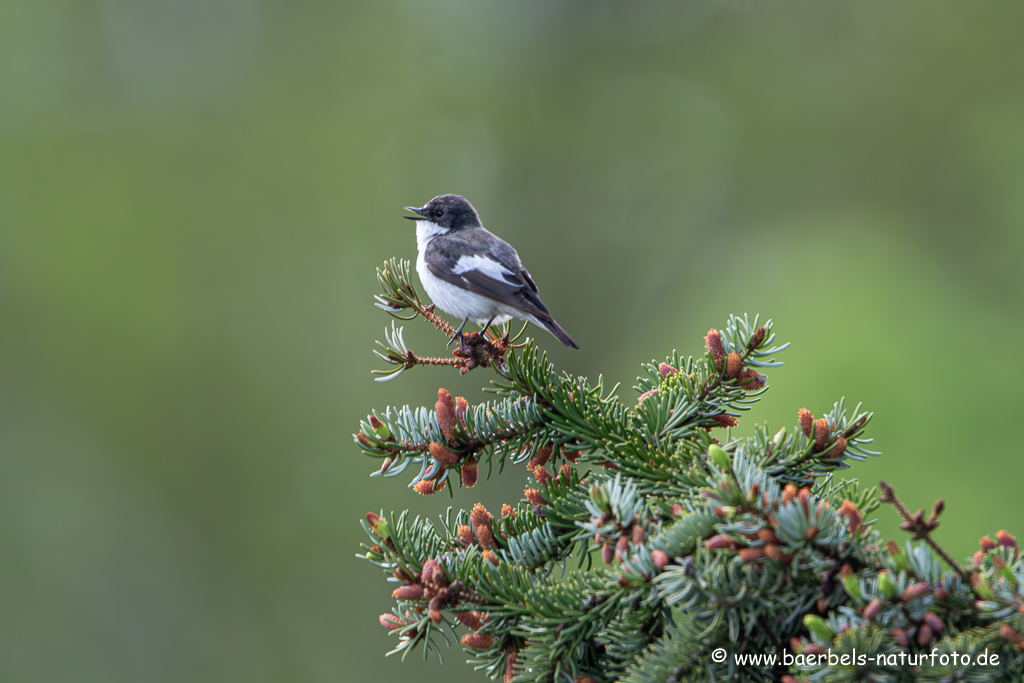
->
404 194 481 231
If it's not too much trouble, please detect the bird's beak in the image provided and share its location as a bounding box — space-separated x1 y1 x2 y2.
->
404 206 426 220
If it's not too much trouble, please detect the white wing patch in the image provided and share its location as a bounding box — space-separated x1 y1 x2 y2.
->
453 254 514 282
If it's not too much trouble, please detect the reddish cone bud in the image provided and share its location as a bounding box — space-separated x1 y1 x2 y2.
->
455 396 469 424
602 543 614 565
711 414 739 429
455 610 484 631
758 528 779 544
470 503 493 528
997 530 1018 552
528 445 552 469
616 536 629 562
482 550 499 566
504 649 519 683
863 599 882 620
436 388 457 441
903 583 930 602
525 487 545 506
726 352 743 379
707 535 738 551
739 368 765 391
379 613 406 630
972 551 984 568
658 362 680 379
501 503 515 519
924 612 944 632
813 419 830 450
392 585 424 601
369 415 383 431
838 500 862 534
421 558 448 588
739 547 767 563
886 540 901 556
430 441 459 467
892 628 909 647
366 512 381 528
670 503 685 517
829 436 848 459
632 525 645 546
1001 625 1023 646
782 484 798 505
980 536 997 552
651 549 670 570
457 525 475 546
531 464 552 486
705 329 726 360
475 524 497 549
461 458 478 488
765 544 793 564
749 326 766 349
461 633 495 650
638 388 659 405
357 433 374 448
798 409 814 437
413 478 442 495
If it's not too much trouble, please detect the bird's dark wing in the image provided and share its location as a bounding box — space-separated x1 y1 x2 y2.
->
424 232 551 318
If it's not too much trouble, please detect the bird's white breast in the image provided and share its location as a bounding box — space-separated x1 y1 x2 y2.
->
414 221 513 325
415 220 449 252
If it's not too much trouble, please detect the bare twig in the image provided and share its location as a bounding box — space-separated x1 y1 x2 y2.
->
879 481 969 579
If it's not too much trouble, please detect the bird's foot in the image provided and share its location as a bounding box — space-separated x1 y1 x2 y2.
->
446 317 470 349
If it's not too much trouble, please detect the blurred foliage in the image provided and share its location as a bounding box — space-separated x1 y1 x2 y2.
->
1 1 1023 681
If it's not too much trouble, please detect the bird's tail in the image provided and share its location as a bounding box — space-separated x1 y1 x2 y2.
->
534 315 580 349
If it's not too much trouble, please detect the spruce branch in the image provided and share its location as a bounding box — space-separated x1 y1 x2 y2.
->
372 258 522 379
354 258 1024 682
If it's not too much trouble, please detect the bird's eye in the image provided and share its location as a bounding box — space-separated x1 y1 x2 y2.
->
434 209 444 217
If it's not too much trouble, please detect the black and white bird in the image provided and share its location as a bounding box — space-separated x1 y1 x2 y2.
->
404 194 579 349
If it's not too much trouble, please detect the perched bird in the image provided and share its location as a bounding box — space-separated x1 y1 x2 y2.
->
404 194 579 349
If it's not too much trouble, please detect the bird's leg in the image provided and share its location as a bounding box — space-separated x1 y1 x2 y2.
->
479 316 496 340
447 317 469 348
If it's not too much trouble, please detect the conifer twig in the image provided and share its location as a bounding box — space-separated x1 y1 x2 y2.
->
879 480 969 579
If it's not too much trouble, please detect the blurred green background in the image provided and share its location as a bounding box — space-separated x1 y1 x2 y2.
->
3 1 1024 681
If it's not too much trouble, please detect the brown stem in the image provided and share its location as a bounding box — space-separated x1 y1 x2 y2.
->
879 481 969 579
416 303 456 337
403 352 464 369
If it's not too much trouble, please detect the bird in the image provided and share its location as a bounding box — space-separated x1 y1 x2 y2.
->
403 194 579 349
